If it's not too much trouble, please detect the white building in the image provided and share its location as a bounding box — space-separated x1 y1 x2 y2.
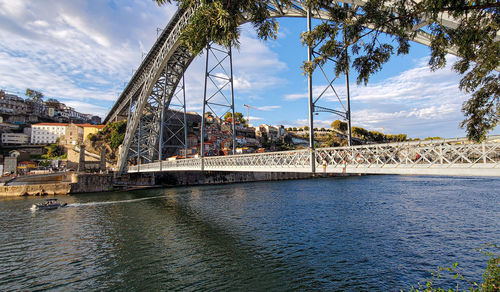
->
31 123 68 144
1 133 29 145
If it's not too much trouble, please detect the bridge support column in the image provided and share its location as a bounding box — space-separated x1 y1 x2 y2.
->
200 43 237 159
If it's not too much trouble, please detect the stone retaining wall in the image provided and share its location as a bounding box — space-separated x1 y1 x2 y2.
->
0 171 348 197
0 183 72 197
0 174 115 197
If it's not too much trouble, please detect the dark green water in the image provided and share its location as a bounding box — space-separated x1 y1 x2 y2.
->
0 175 499 291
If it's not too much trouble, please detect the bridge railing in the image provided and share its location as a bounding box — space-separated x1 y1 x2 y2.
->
204 149 312 172
127 136 500 175
315 136 500 172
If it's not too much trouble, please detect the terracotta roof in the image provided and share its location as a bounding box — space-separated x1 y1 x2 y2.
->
33 123 69 126
78 124 105 129
32 123 105 129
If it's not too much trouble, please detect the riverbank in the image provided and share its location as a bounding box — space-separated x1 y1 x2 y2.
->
0 173 114 197
0 171 353 197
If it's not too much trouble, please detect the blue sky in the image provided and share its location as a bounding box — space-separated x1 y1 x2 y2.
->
0 0 497 139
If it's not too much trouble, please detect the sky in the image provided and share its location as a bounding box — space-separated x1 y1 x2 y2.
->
0 0 497 139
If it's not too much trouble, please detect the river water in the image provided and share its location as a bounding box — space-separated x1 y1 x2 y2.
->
0 175 499 291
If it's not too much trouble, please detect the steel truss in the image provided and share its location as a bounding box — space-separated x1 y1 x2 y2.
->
200 43 236 161
115 1 197 174
159 73 188 160
128 136 500 177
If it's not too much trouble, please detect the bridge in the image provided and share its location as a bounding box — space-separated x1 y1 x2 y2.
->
105 1 500 177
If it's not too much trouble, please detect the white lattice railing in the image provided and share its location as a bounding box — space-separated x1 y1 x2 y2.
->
204 149 312 171
315 136 500 166
127 136 500 176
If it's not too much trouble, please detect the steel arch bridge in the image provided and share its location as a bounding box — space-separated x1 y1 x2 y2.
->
105 0 500 176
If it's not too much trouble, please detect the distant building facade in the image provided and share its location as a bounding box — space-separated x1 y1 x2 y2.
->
31 123 105 145
64 124 84 145
1 133 29 145
31 123 67 144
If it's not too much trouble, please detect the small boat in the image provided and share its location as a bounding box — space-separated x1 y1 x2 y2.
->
31 199 67 211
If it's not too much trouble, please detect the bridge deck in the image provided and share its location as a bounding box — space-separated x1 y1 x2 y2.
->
127 136 500 177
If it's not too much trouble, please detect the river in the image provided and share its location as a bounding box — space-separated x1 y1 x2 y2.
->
0 175 499 291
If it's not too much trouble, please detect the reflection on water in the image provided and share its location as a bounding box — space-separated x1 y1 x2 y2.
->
0 175 499 291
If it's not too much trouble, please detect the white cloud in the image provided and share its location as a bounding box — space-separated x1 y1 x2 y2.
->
0 0 27 17
257 105 281 111
59 13 111 47
284 93 307 100
280 55 478 137
0 0 176 118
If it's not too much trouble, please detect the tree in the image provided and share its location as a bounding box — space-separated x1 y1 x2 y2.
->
224 112 247 126
352 127 368 139
45 143 63 158
25 88 44 102
154 0 499 141
106 121 127 149
331 120 348 132
303 126 309 131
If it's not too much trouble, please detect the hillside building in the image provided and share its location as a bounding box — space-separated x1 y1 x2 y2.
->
31 123 67 144
1 133 29 145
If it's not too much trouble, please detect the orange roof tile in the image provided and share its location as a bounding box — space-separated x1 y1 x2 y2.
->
33 123 105 129
33 123 69 126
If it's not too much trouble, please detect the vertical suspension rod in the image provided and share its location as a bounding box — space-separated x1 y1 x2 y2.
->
307 6 315 173
344 3 352 147
200 44 210 170
158 71 168 170
229 46 237 155
137 118 141 172
182 74 188 158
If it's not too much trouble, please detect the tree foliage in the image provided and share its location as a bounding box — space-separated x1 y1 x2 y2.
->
44 143 63 158
154 0 499 141
107 121 127 149
352 126 407 142
25 88 44 102
94 121 127 150
409 245 499 292
224 111 247 125
331 120 348 132
155 0 281 54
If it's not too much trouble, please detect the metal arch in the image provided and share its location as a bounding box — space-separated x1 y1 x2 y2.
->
110 0 495 174
116 4 199 174
106 0 477 123
127 49 192 166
